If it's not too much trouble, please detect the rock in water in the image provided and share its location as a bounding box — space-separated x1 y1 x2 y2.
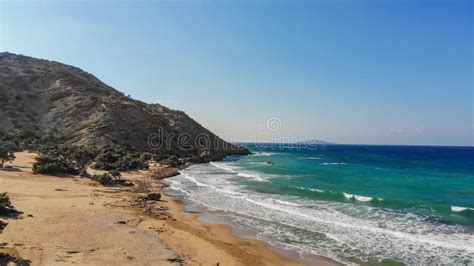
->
0 52 249 161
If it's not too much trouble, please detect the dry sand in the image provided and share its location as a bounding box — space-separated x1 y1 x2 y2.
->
0 152 337 265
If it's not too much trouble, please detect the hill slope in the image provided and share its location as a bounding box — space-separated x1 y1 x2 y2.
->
0 52 249 160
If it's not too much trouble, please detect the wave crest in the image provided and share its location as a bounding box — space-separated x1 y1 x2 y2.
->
343 193 373 202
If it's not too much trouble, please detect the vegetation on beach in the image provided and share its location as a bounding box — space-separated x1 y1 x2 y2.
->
0 199 8 231
30 143 187 175
92 147 149 171
157 155 182 168
0 192 15 216
0 220 6 232
0 192 30 265
91 173 114 186
132 177 154 193
0 143 16 168
0 192 21 232
31 145 155 175
3 131 187 178
32 145 98 175
0 140 183 190
91 171 124 186
0 194 8 231
0 252 32 266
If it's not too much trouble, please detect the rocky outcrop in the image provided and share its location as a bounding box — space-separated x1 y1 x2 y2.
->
0 52 249 160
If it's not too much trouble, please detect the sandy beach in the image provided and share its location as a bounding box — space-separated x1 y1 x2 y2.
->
0 152 336 265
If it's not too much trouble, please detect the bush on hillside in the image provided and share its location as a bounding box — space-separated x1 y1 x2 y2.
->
158 155 182 168
140 152 153 162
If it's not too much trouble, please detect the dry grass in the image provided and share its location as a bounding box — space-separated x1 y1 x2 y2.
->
132 177 154 193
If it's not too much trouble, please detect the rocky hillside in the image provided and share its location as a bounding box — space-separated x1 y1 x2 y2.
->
0 52 249 160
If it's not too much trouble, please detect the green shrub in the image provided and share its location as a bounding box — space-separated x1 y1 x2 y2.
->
91 173 113 186
0 193 20 217
0 220 7 232
159 155 181 168
109 170 121 181
151 153 166 162
0 144 15 168
140 152 153 161
31 145 149 175
32 145 98 176
32 155 71 175
93 147 122 171
92 147 148 171
0 193 11 215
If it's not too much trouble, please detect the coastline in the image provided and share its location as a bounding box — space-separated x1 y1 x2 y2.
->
163 186 342 266
154 186 309 265
0 152 336 265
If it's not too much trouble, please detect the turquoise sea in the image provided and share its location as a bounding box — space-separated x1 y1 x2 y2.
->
166 144 474 264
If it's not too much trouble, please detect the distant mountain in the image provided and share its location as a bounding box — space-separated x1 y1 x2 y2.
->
297 139 336 145
0 52 249 160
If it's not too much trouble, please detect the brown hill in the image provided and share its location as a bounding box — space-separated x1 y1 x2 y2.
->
0 52 249 160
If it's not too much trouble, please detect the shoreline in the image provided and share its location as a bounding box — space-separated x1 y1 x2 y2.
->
153 185 310 265
0 152 337 265
164 186 341 266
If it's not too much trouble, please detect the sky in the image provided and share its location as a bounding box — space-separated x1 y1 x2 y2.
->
1 0 473 146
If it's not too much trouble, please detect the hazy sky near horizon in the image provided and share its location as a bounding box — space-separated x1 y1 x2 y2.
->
1 0 473 145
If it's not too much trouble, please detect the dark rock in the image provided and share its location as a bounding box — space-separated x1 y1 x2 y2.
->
145 193 161 201
167 258 185 263
66 251 79 254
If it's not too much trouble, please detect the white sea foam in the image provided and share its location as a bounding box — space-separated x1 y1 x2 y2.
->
180 173 242 196
299 156 323 160
451 206 473 212
354 195 373 202
322 162 346 165
166 163 474 265
181 173 207 187
210 161 268 182
273 199 302 207
297 186 324 193
237 172 266 182
342 192 353 199
210 162 237 173
252 152 275 156
343 193 373 202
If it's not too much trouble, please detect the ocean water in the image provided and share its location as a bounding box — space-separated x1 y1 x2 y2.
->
166 144 474 265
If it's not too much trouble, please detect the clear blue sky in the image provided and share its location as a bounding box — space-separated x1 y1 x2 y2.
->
1 0 472 145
